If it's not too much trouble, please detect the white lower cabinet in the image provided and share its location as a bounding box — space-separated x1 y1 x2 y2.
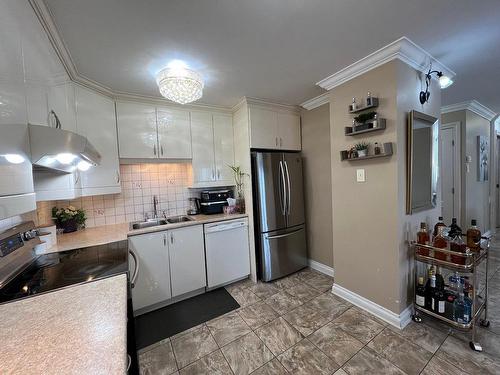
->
129 225 205 314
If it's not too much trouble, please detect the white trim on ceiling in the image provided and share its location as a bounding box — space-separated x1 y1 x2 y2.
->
316 36 456 91
300 92 330 110
441 100 497 121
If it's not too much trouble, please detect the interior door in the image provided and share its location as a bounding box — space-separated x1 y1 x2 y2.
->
213 114 234 182
157 107 192 159
283 153 305 228
441 126 457 223
191 112 216 183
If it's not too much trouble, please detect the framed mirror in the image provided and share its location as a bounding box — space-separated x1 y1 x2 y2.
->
406 110 439 214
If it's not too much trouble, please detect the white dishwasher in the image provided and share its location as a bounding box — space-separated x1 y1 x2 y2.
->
204 218 251 289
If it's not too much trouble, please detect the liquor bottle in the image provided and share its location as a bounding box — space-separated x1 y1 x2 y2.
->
434 267 445 290
466 219 481 252
366 92 372 106
415 277 426 307
450 232 467 265
432 216 446 239
432 281 446 315
448 218 462 238
417 222 430 256
432 226 448 261
453 286 472 324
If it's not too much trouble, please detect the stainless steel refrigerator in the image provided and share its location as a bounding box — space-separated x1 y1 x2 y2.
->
251 151 307 282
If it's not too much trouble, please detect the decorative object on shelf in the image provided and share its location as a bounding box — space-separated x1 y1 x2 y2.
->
354 111 377 124
340 142 393 161
349 97 379 113
372 113 379 128
419 65 454 104
52 206 86 233
156 61 204 104
349 97 357 112
366 92 373 106
477 135 489 182
354 141 369 157
229 165 249 213
374 142 381 155
345 119 386 136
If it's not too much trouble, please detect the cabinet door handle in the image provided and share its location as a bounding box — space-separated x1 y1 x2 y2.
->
275 137 278 147
280 137 283 147
160 144 164 156
153 144 157 156
128 248 139 288
74 173 79 185
163 234 167 246
116 171 120 183
217 169 220 180
170 233 174 244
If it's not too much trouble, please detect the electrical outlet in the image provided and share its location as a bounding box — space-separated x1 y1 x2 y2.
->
94 209 105 217
356 169 366 182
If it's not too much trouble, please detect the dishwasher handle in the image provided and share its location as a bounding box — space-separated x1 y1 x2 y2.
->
128 248 139 288
205 220 247 233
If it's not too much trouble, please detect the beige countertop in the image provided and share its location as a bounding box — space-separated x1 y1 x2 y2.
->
0 274 128 375
44 213 248 254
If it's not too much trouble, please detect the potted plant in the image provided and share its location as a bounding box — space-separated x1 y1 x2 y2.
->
229 165 249 213
52 206 86 233
354 141 369 157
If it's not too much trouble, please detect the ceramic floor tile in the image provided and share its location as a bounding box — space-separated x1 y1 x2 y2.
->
238 301 279 329
330 308 385 344
387 321 448 354
285 283 321 303
171 325 219 369
139 340 178 375
179 350 232 375
221 332 274 375
248 282 280 299
272 274 301 290
283 304 332 336
308 322 364 366
436 335 500 374
332 369 348 375
255 317 304 356
295 268 320 282
308 293 350 321
420 356 468 375
367 328 433 375
350 306 388 327
170 323 206 341
250 358 288 375
229 287 261 308
450 323 500 358
304 273 334 292
343 347 406 375
207 311 252 347
225 278 256 293
277 339 339 375
265 290 303 315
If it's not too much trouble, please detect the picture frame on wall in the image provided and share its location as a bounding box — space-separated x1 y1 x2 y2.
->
477 135 489 182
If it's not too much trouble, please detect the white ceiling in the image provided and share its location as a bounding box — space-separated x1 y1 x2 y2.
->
45 0 500 112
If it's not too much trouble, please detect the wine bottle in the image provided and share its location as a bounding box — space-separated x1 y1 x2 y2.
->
415 277 426 307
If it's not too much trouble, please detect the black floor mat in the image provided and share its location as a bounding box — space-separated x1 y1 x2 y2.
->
134 288 240 349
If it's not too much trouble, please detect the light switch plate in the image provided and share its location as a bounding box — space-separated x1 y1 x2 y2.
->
356 169 366 182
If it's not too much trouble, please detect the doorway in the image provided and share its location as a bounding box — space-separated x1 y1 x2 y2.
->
496 135 500 228
441 122 461 224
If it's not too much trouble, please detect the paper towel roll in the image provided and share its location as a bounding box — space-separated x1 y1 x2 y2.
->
37 224 57 245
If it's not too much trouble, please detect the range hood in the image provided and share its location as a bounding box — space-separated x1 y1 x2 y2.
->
28 124 101 173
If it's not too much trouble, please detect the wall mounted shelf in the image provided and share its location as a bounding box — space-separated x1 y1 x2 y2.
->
349 97 379 113
345 119 386 136
340 142 393 161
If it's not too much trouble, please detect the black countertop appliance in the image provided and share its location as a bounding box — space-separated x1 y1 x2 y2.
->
200 189 233 214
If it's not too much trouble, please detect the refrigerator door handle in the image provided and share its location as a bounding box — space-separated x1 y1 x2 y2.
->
265 226 304 240
284 160 291 216
279 160 286 216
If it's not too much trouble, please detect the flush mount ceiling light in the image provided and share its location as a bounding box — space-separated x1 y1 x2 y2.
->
156 63 204 105
419 65 454 104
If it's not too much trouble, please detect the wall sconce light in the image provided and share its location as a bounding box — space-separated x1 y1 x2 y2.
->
419 66 453 104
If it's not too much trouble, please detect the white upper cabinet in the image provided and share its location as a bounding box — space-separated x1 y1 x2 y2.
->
249 106 301 151
47 83 77 132
277 112 301 150
157 107 192 159
116 102 158 159
213 114 235 183
191 111 215 184
75 86 120 196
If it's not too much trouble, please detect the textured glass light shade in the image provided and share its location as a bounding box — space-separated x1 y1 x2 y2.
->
438 75 453 89
156 67 204 104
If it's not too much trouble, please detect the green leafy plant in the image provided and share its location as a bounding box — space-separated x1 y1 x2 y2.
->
229 165 249 198
354 141 369 151
354 111 377 123
52 206 86 226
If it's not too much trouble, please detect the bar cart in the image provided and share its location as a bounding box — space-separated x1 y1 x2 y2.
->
411 235 491 352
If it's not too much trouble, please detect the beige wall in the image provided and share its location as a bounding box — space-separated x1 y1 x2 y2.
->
330 60 441 314
301 104 333 267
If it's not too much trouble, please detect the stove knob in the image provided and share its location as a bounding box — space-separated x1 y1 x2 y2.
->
23 231 34 241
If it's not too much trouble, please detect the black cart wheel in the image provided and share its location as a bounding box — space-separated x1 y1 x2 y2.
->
412 314 422 323
480 319 490 328
469 341 483 352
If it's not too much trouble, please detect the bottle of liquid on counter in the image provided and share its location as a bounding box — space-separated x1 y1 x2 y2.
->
433 226 448 261
466 219 481 252
416 277 426 307
433 216 446 240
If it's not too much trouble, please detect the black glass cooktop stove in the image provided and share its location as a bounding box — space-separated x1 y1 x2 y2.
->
0 240 128 304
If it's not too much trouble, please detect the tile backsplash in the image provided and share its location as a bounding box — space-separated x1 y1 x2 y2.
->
37 163 193 228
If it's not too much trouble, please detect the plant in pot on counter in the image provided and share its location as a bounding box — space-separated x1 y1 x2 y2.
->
354 141 369 157
52 206 86 233
229 165 249 214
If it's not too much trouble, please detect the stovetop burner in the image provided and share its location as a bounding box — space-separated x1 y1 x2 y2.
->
0 240 128 304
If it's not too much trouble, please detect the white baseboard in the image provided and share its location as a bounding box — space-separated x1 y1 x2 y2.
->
332 283 412 329
308 259 334 277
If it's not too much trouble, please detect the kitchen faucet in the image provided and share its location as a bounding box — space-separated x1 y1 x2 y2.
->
153 195 159 218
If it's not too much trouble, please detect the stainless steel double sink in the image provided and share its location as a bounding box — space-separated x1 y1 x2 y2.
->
130 215 194 230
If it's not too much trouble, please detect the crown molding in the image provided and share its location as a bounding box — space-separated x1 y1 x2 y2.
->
317 36 456 91
232 97 300 114
300 92 330 110
441 100 497 121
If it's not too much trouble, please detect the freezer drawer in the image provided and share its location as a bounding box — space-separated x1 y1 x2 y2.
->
259 225 307 281
205 219 251 288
